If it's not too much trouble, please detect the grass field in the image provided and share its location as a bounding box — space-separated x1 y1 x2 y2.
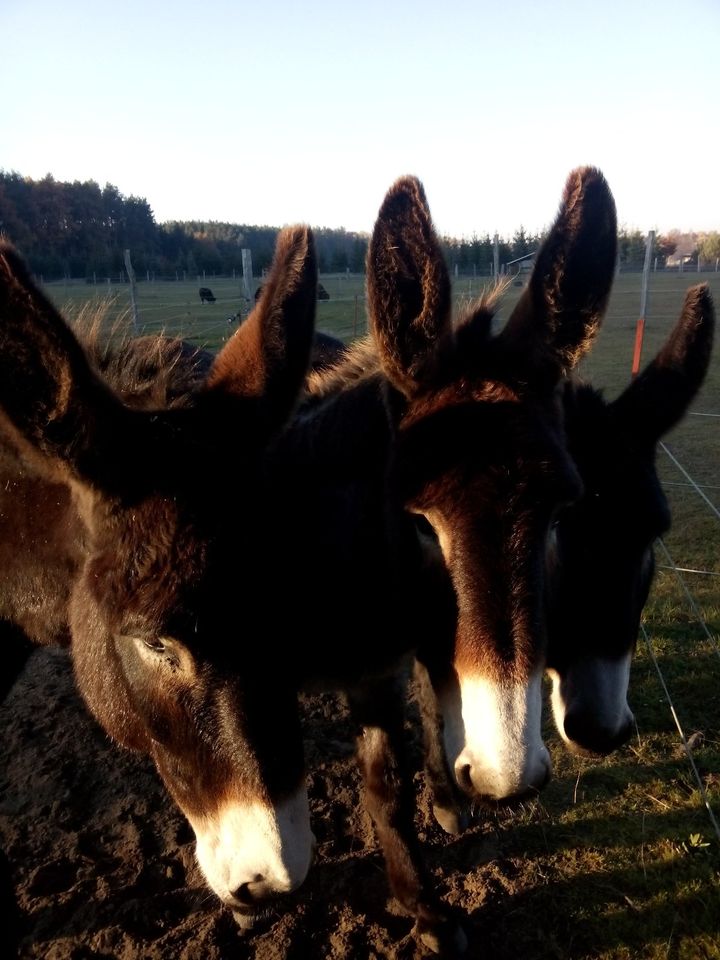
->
43 267 720 958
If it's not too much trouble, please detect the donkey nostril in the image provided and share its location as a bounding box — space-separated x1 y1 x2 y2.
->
232 875 265 905
456 763 473 794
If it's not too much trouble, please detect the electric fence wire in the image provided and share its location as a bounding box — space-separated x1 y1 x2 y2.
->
640 437 720 840
640 623 720 843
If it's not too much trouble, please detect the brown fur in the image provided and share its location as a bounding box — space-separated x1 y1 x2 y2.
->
545 282 715 753
0 227 317 898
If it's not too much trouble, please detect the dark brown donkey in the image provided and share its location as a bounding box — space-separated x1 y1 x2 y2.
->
545 283 715 755
0 228 319 914
380 168 617 822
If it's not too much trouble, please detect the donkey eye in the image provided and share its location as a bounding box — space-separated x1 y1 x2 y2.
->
143 637 166 653
142 636 181 672
413 514 438 540
117 633 194 677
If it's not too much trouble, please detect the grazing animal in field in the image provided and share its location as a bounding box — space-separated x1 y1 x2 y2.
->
198 286 216 303
0 228 318 920
545 285 714 755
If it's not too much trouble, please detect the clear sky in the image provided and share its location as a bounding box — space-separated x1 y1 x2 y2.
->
1 0 718 239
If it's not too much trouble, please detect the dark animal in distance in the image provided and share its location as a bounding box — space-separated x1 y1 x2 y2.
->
198 286 216 303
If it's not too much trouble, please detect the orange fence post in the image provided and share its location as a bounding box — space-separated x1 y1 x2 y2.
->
631 316 646 378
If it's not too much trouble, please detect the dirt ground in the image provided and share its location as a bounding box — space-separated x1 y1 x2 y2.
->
1 647 559 960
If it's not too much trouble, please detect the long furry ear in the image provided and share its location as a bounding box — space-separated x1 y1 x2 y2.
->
610 284 715 443
366 176 451 397
205 225 317 434
0 242 126 474
498 167 617 384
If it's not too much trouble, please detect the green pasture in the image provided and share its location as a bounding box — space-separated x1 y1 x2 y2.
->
44 268 720 958
44 272 370 349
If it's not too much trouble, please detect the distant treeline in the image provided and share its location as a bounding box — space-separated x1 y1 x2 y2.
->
0 170 692 282
0 171 368 280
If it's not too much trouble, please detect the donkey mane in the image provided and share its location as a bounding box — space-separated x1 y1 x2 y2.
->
305 283 508 407
71 308 214 411
453 280 509 331
304 334 379 401
560 379 612 438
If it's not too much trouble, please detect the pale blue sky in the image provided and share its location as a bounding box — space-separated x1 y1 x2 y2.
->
1 0 718 238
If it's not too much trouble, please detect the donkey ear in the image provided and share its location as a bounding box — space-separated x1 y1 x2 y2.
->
499 167 617 383
0 242 126 477
205 225 317 434
610 284 715 443
366 176 452 398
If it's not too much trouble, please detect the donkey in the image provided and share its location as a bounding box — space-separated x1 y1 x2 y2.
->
0 233 471 952
230 167 614 942
414 280 714 829
545 283 715 755
370 167 617 818
0 227 320 915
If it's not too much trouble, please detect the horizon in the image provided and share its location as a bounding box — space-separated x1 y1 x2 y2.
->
4 167 715 245
1 0 718 239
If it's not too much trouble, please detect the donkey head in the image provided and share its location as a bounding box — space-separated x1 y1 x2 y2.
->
367 169 617 802
546 284 715 755
0 230 317 920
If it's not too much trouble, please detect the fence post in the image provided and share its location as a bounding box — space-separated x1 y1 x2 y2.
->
123 249 140 335
241 249 253 302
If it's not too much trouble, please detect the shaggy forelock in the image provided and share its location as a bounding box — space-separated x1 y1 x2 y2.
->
304 335 381 402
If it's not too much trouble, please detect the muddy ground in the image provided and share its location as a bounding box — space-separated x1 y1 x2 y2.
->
0 647 605 960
